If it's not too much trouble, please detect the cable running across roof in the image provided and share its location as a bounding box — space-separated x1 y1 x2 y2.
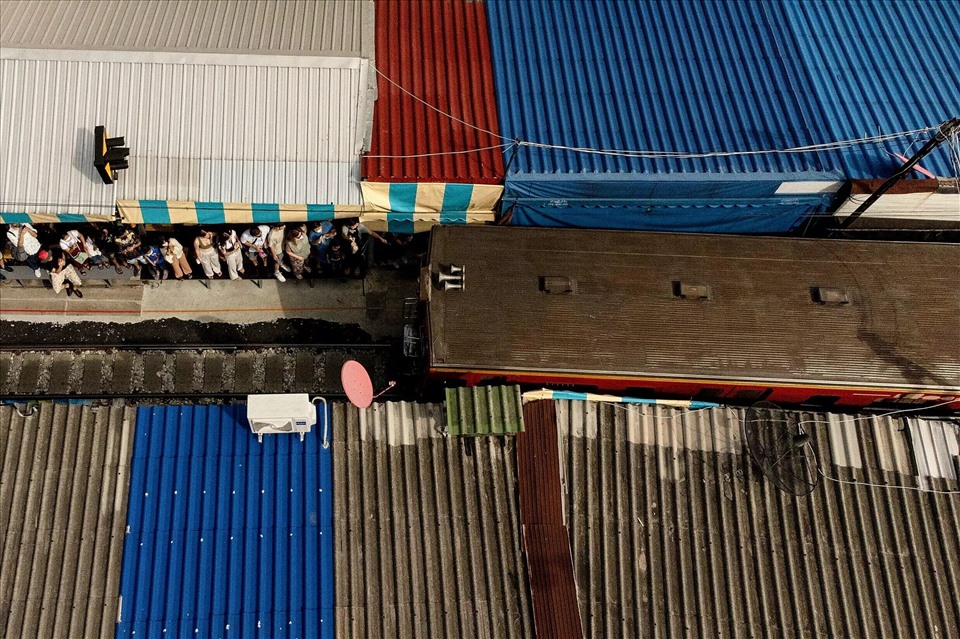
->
371 61 954 171
595 397 960 495
363 142 513 159
515 127 941 159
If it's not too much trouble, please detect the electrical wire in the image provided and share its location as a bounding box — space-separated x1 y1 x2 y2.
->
362 142 514 159
816 466 960 495
370 64 948 166
516 127 938 160
793 397 958 430
591 397 960 495
794 398 960 495
371 64 509 141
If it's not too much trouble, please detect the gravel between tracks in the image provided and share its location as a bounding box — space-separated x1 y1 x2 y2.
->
0 318 377 347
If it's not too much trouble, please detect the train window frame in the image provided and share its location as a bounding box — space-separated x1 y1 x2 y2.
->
801 395 842 408
731 389 772 402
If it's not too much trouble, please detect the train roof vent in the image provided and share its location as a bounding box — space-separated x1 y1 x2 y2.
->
811 287 850 305
539 276 576 294
673 281 711 300
437 264 465 291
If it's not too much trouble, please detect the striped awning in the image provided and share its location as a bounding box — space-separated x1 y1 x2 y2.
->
359 182 501 233
117 200 364 225
521 389 720 410
0 212 117 224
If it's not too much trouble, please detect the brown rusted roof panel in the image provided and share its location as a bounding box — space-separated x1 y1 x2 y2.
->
517 400 584 639
362 0 505 183
523 525 585 639
517 400 564 525
427 225 960 390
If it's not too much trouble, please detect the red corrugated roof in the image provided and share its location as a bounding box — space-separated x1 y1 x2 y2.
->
518 400 585 639
362 0 505 184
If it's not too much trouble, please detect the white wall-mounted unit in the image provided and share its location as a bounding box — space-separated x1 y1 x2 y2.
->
247 393 316 442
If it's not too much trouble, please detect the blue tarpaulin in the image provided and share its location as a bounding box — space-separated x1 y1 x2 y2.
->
486 0 960 231
507 201 824 234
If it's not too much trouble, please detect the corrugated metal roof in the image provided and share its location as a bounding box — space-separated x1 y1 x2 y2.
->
517 400 583 639
555 400 960 638
333 401 534 639
361 0 505 184
0 49 370 217
486 0 960 179
118 404 334 639
0 402 135 639
445 385 523 435
427 225 960 395
0 0 375 58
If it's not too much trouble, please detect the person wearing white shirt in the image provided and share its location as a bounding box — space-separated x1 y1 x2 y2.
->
240 225 271 274
219 229 244 280
162 237 193 280
6 223 43 276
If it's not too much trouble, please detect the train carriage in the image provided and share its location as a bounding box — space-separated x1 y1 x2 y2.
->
423 226 960 410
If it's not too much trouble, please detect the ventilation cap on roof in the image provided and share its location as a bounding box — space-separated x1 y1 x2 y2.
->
673 281 711 300
811 287 850 305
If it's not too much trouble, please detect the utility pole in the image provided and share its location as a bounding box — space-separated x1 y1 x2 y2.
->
840 117 960 228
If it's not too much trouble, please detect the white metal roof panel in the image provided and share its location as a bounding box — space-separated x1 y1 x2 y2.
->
0 49 369 215
0 0 374 58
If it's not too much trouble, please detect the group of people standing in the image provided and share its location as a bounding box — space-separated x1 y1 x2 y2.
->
191 219 386 282
1 219 390 297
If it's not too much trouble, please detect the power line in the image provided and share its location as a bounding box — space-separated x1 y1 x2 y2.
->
516 127 939 160
371 64 509 142
370 64 946 164
817 466 960 496
363 142 513 159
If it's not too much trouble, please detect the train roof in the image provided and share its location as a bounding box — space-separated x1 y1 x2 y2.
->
426 226 960 393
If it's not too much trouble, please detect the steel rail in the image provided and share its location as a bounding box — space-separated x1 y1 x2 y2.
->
0 342 395 352
0 391 402 402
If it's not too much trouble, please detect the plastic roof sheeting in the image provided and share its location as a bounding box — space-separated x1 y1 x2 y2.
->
486 0 960 180
118 405 333 639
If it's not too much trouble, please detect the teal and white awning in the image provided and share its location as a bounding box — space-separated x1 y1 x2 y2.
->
0 212 116 224
522 389 719 410
117 200 364 225
360 182 502 233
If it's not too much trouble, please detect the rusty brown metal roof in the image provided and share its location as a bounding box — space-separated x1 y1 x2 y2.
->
0 402 135 639
555 399 960 638
362 0 505 183
517 401 583 639
426 225 960 392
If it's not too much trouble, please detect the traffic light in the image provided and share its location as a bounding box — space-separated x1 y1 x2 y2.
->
94 125 130 184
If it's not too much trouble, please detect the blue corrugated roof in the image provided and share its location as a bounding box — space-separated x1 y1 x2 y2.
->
117 405 333 639
487 0 960 179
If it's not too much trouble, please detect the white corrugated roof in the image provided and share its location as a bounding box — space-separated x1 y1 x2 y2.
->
0 49 370 215
0 0 374 58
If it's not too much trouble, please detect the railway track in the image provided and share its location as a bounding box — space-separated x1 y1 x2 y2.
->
0 343 399 401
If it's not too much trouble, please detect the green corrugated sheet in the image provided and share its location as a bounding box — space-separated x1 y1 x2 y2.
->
445 385 524 435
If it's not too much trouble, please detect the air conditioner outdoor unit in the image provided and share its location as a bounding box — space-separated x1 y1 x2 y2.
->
247 393 316 443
